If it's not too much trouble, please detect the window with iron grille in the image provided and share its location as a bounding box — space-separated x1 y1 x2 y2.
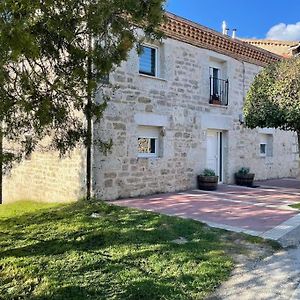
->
209 66 229 106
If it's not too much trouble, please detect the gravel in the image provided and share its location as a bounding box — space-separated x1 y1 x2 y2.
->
211 245 300 300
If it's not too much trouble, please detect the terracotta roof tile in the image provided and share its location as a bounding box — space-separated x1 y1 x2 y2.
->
240 39 300 57
163 12 281 66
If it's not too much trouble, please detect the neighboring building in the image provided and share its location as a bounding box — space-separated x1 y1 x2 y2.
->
4 12 299 203
241 39 300 57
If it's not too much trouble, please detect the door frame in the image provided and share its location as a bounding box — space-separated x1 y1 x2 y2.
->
207 130 224 183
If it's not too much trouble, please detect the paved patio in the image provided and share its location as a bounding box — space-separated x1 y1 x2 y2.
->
256 177 300 190
113 180 300 246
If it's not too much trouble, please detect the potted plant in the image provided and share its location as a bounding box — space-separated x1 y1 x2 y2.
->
198 169 219 191
235 167 255 187
211 93 221 105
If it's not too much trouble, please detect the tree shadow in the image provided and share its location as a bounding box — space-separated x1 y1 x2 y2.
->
0 200 237 299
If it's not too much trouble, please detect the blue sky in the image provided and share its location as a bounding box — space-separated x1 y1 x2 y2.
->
166 0 300 40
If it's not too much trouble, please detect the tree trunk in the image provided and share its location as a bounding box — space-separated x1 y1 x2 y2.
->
86 95 92 201
86 34 93 201
0 127 2 205
297 131 300 179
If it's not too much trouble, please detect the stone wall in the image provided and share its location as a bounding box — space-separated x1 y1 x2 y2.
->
4 36 298 203
3 148 86 203
93 38 298 200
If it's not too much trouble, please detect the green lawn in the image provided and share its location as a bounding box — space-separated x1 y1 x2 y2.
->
0 200 270 299
290 203 300 210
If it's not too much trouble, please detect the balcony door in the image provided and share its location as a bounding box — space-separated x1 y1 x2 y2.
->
210 67 220 97
209 60 229 106
207 130 223 182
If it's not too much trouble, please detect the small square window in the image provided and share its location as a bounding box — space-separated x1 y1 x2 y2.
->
138 138 157 157
137 125 161 158
260 143 267 156
259 133 273 157
139 46 157 77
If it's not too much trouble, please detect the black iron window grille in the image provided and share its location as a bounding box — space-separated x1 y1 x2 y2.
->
209 76 229 106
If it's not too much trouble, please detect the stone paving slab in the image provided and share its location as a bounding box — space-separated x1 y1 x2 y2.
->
112 184 300 247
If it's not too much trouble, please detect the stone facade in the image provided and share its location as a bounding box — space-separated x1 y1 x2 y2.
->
92 37 298 200
3 148 86 203
3 17 299 203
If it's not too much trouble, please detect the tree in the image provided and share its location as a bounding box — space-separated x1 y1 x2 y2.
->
244 56 300 156
0 0 165 203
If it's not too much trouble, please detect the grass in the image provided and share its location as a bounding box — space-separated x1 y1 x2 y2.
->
290 203 300 210
0 200 272 300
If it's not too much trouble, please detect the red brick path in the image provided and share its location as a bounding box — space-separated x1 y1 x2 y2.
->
114 184 300 233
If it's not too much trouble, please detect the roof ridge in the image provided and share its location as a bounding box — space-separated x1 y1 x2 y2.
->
164 11 281 66
241 38 299 46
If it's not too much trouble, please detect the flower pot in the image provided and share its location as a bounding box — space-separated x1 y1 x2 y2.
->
197 175 219 191
211 94 221 105
235 173 255 187
211 99 221 105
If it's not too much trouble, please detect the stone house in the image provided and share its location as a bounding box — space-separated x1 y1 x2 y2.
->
241 39 300 57
4 12 299 203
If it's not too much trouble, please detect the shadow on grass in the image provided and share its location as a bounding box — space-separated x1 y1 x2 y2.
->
0 200 235 300
30 279 181 300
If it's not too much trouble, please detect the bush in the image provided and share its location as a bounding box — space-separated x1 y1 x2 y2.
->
237 167 250 175
202 169 216 176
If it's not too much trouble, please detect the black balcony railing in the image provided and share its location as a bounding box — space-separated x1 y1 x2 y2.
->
209 76 229 106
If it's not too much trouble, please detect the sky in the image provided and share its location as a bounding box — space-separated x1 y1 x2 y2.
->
166 0 300 41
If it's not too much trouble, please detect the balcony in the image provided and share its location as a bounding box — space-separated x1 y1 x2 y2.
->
209 76 229 106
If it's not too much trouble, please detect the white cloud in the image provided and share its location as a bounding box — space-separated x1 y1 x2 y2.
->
266 22 300 41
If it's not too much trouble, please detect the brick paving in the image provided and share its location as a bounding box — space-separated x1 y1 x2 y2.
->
256 178 300 190
113 181 300 236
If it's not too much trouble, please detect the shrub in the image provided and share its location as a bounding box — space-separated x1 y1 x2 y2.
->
237 167 250 175
202 169 216 176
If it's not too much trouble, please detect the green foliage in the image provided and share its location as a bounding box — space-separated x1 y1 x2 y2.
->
290 202 300 210
202 168 216 176
0 200 245 299
244 56 300 133
236 167 250 175
0 0 166 172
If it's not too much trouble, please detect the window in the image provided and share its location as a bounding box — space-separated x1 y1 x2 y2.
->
259 134 273 157
209 63 229 106
139 46 157 77
137 126 161 158
138 138 157 156
211 67 220 96
260 143 267 156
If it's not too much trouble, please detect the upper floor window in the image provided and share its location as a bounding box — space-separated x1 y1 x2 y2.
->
139 45 158 77
211 67 220 96
209 66 229 106
209 58 228 106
